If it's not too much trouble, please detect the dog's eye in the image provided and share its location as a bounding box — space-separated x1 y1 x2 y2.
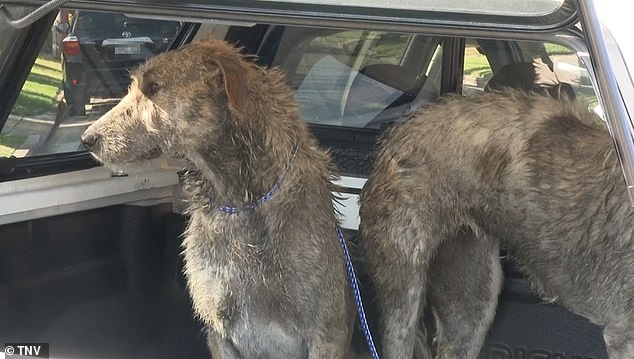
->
144 81 160 96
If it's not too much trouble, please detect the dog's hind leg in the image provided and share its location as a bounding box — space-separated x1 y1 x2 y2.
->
206 329 242 359
375 270 425 359
603 322 634 359
360 155 454 359
307 337 349 359
305 306 353 359
428 230 502 359
360 206 440 359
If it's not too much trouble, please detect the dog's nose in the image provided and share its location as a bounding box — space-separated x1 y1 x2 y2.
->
80 132 100 151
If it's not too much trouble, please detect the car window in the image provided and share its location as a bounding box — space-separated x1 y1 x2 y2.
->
462 39 600 115
0 9 183 158
195 26 600 132
545 42 599 113
255 27 441 129
462 41 493 96
1 13 601 161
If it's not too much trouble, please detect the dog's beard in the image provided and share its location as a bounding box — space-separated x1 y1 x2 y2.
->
88 145 164 169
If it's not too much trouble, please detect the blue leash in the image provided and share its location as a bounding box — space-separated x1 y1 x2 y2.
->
214 145 379 358
336 226 380 359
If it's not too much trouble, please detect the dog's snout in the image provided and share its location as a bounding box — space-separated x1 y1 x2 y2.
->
80 131 100 151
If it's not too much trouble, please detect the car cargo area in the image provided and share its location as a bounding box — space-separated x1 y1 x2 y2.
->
0 201 608 358
0 204 209 358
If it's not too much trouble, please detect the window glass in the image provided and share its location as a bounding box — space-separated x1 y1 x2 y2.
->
257 0 566 17
463 41 493 96
262 28 441 129
544 42 599 114
0 10 184 158
191 23 232 42
2 15 601 159
194 26 442 130
461 39 599 115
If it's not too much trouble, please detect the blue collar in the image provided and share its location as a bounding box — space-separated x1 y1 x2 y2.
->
217 144 298 214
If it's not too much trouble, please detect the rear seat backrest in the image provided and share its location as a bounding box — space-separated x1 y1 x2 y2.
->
485 61 575 102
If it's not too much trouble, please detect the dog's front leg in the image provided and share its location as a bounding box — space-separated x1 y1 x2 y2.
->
206 328 242 359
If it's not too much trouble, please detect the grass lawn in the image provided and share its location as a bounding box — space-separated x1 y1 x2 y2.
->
0 134 27 157
545 42 574 56
463 43 573 79
464 47 492 79
12 57 62 117
1 57 61 156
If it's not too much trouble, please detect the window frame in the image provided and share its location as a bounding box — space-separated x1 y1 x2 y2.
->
0 9 55 129
0 9 199 181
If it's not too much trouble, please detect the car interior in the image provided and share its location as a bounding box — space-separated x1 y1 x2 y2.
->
0 4 608 358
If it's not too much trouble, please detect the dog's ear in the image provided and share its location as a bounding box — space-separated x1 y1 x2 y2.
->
206 55 248 115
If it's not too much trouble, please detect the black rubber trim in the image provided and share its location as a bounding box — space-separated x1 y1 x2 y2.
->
0 9 56 129
440 37 466 95
0 152 101 182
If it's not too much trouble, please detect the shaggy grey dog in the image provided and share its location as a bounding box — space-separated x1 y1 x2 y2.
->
81 39 354 359
359 90 633 359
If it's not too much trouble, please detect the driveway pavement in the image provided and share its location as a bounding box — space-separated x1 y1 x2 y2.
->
2 98 117 157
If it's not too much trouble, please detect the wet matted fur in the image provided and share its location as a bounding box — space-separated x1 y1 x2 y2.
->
359 90 633 358
81 39 354 358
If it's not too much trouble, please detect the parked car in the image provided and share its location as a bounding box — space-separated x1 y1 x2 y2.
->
0 0 632 358
61 11 182 115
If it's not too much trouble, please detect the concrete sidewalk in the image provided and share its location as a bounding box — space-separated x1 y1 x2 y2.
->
2 98 118 157
2 113 56 157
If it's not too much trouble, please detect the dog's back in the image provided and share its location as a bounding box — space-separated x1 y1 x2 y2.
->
380 91 630 306
360 90 633 358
